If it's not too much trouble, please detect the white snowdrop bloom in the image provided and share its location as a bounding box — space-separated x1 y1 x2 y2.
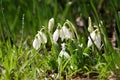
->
60 26 73 41
48 18 54 32
33 31 47 50
58 50 70 65
38 31 47 43
58 43 70 65
61 53 70 59
53 26 73 43
33 34 41 50
87 29 101 48
53 28 60 43
63 26 73 39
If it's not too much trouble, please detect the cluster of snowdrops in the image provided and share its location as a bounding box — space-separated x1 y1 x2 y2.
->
33 17 102 68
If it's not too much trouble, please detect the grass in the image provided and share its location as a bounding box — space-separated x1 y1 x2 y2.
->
0 0 120 79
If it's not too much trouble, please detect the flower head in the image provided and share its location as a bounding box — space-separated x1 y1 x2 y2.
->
33 31 47 50
87 29 101 48
58 43 70 65
33 34 41 50
60 26 73 41
53 25 73 43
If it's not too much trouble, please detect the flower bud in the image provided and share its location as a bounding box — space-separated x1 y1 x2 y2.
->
88 17 94 33
48 18 54 33
53 28 60 43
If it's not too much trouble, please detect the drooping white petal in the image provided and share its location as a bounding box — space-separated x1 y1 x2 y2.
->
94 33 101 48
87 29 101 48
87 37 93 47
87 30 96 47
33 34 41 50
53 29 60 43
38 31 47 43
69 31 73 39
59 50 70 58
58 50 70 65
48 18 54 32
63 26 73 39
60 27 65 41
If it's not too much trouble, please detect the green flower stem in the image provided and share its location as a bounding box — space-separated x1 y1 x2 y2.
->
43 43 47 55
49 32 54 45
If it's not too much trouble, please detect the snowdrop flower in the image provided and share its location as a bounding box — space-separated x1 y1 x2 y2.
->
53 28 61 43
60 26 73 41
38 31 47 43
58 43 70 65
87 29 101 48
33 34 41 50
53 25 73 43
48 18 54 33
33 31 47 50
